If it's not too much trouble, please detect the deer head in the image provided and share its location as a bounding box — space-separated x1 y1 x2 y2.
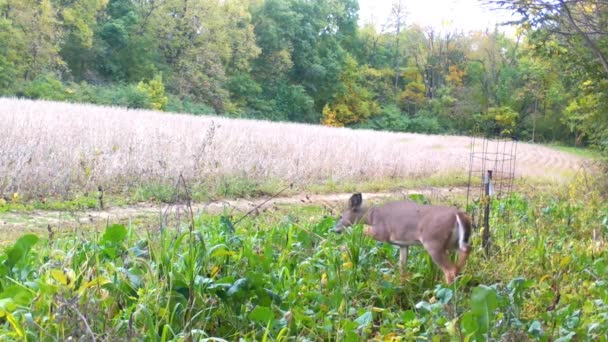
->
331 193 367 233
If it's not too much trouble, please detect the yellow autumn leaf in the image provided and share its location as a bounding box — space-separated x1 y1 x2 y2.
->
210 265 221 278
78 276 111 295
382 332 399 341
560 255 572 268
51 268 76 289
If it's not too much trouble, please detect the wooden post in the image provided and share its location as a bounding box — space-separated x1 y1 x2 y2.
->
482 170 493 256
98 185 104 210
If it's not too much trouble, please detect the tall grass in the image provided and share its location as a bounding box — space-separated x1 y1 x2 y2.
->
0 98 585 199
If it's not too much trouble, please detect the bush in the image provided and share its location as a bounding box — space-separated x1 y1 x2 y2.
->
357 105 411 132
165 95 214 115
65 82 152 109
0 55 17 94
137 75 168 110
278 84 317 123
410 110 442 134
23 74 66 100
117 84 152 109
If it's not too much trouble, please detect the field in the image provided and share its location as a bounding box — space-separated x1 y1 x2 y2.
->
1 99 607 341
0 98 587 202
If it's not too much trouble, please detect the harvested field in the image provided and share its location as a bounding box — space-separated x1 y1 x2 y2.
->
0 98 586 198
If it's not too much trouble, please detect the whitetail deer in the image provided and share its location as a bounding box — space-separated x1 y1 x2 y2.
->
332 193 472 284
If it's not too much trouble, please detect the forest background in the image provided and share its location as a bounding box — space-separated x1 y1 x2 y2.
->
1 0 607 151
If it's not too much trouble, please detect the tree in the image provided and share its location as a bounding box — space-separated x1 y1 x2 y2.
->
489 0 608 76
321 55 380 126
389 0 407 98
1 0 64 81
490 0 608 148
57 0 108 79
148 0 259 113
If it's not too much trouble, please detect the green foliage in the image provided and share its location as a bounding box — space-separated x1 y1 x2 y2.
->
23 74 66 100
483 106 519 137
1 186 607 339
165 95 214 115
360 105 411 132
408 110 442 134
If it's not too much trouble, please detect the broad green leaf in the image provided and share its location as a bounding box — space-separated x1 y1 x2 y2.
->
436 287 453 304
0 298 16 315
249 305 273 323
471 285 499 334
415 300 432 313
528 320 543 337
102 224 127 244
460 311 478 335
0 285 34 307
555 332 576 342
227 278 249 298
564 309 581 330
6 234 39 268
402 309 416 322
355 311 372 327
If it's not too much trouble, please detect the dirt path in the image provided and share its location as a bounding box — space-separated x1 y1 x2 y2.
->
0 187 466 242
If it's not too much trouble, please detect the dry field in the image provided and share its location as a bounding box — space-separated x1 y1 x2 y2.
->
0 98 586 198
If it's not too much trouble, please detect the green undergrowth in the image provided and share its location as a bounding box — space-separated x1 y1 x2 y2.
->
0 193 128 213
1 174 607 340
307 171 470 194
545 143 604 160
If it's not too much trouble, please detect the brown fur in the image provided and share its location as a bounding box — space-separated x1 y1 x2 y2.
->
333 193 472 284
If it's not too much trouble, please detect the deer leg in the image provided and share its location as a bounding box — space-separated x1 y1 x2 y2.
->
398 246 410 283
399 246 409 272
424 244 457 284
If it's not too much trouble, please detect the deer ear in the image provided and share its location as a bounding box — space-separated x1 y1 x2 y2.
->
349 193 362 208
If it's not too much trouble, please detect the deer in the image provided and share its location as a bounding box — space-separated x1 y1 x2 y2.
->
331 193 472 284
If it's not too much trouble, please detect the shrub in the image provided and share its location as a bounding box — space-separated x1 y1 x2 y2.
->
410 110 442 134
23 74 66 100
357 105 411 132
137 75 168 110
165 95 214 115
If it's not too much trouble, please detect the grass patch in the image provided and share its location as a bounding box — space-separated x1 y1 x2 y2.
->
545 143 603 159
305 171 470 194
0 193 120 212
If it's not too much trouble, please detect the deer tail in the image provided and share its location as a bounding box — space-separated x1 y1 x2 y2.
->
456 212 472 252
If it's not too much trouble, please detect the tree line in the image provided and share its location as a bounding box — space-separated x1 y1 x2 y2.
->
0 0 606 149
